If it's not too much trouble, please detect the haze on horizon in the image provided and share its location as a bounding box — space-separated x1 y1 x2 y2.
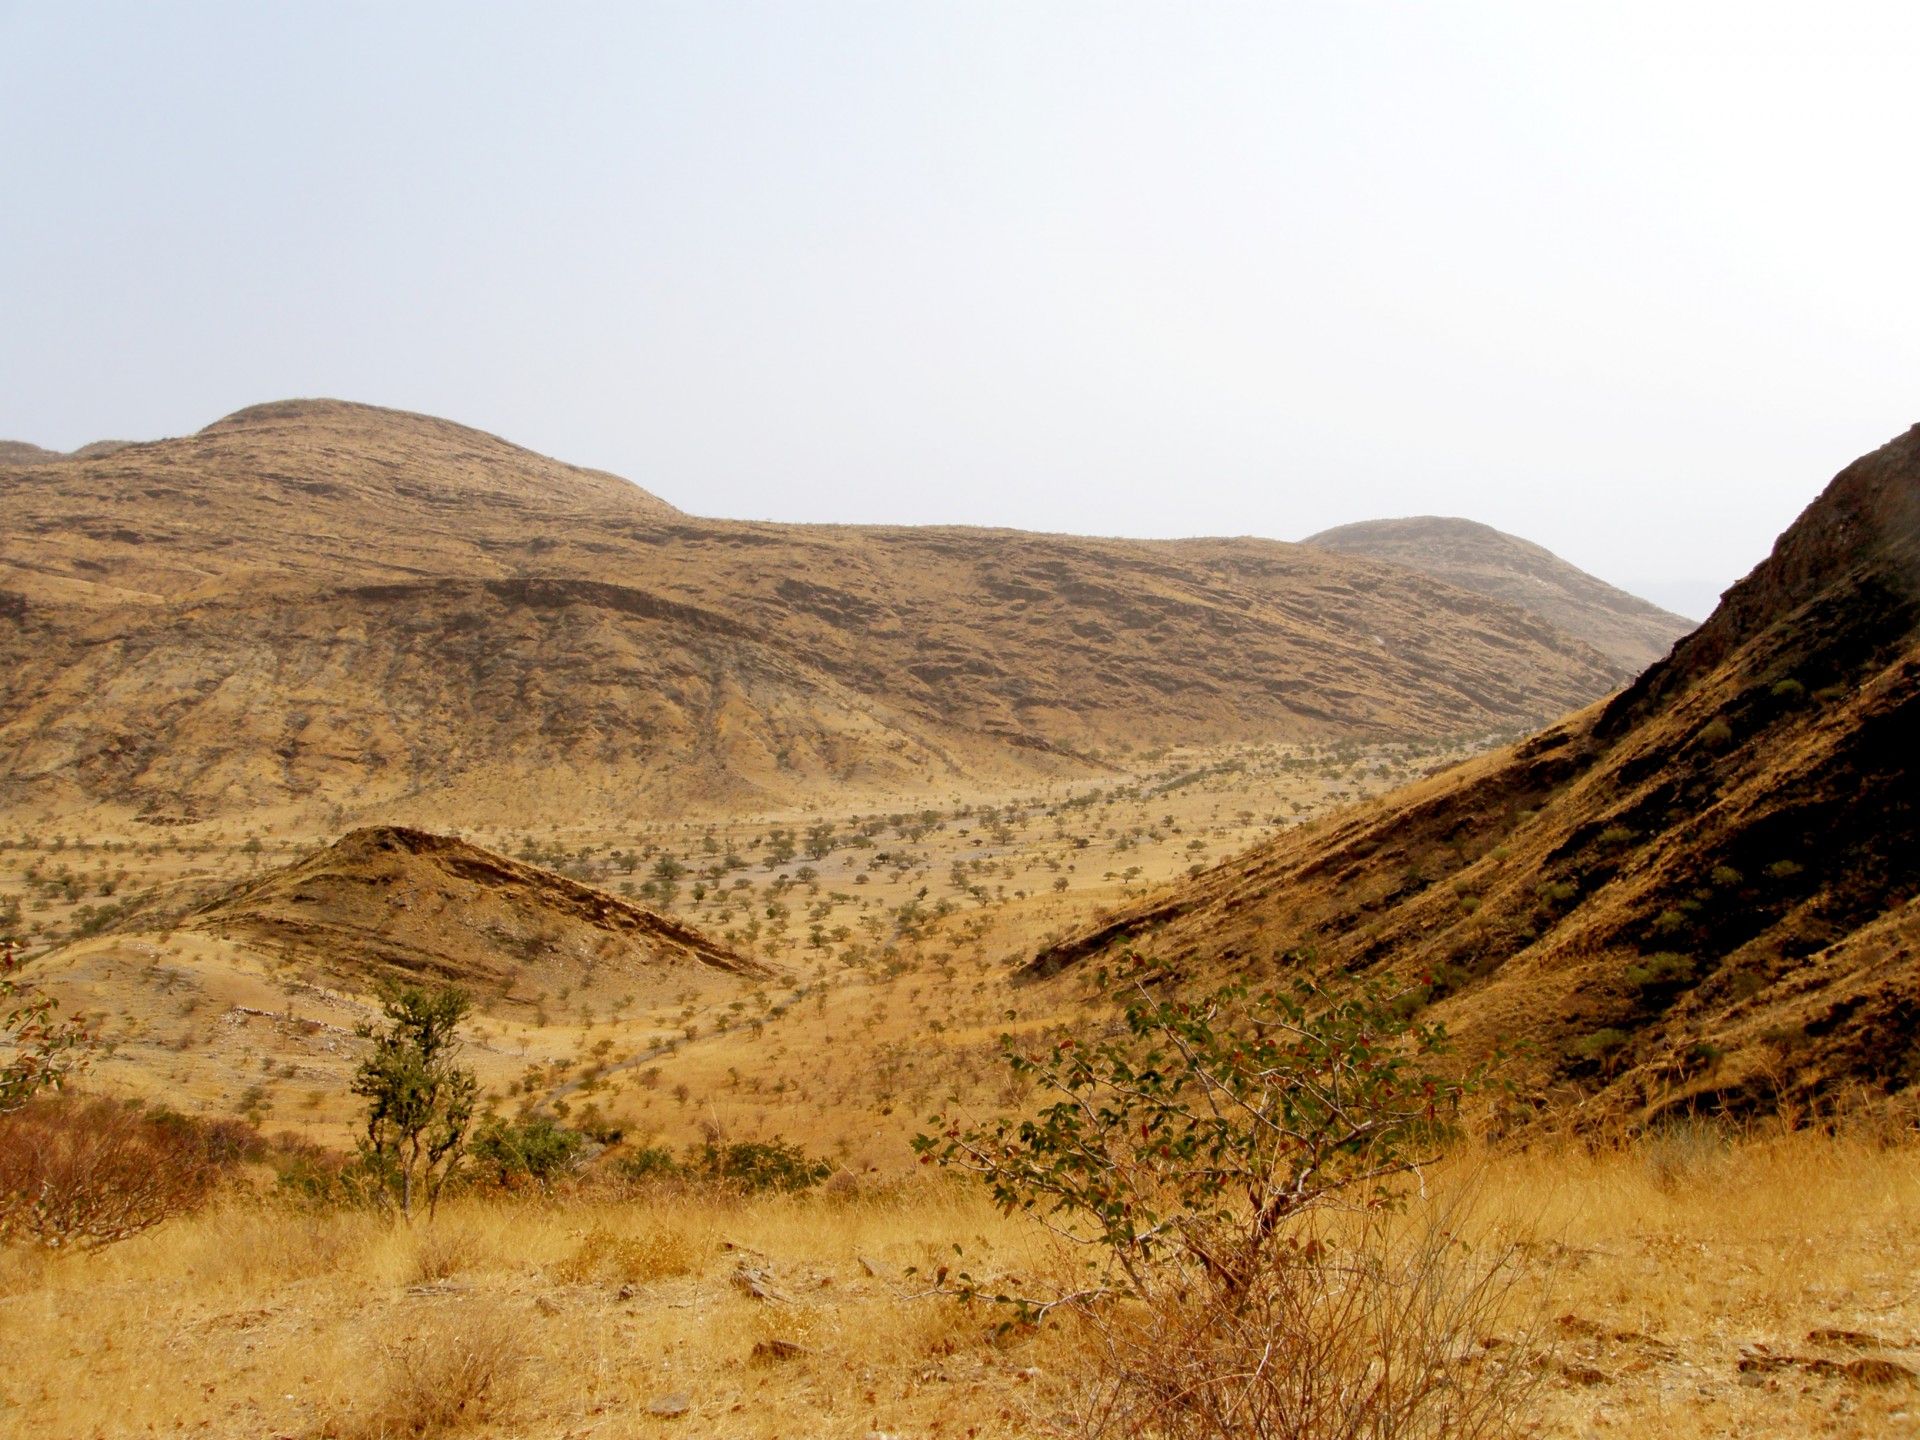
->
4 3 1918 622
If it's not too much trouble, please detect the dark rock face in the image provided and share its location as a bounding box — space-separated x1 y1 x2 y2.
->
1034 424 1920 1128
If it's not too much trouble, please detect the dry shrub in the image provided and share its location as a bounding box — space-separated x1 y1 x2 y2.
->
0 1094 250 1251
409 1224 482 1285
1070 1189 1542 1440
551 1224 695 1285
331 1306 527 1439
1635 1116 1733 1192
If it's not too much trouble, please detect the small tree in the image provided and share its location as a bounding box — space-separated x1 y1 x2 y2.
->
352 981 477 1220
916 954 1492 1306
915 956 1524 1439
1 939 92 1113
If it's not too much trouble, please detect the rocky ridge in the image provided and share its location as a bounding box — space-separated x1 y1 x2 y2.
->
1029 425 1920 1126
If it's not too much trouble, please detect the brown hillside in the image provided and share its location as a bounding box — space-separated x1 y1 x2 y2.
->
186 824 768 1001
1303 515 1695 671
1027 424 1920 1127
0 399 1628 824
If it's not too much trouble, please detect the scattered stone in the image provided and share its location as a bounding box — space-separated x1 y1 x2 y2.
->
1843 1357 1916 1386
1808 1327 1886 1349
731 1264 788 1302
750 1338 810 1363
648 1392 692 1417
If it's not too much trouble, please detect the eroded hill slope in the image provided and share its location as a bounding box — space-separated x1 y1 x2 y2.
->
1 399 1629 824
187 824 767 1002
1029 424 1920 1126
1303 515 1695 670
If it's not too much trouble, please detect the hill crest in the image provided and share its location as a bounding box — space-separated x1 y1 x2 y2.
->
1302 514 1695 672
2 399 1633 824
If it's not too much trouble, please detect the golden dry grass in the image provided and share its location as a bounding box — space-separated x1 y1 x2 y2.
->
2 1127 1917 1438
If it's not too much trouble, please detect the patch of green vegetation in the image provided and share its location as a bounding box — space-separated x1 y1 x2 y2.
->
1625 952 1697 988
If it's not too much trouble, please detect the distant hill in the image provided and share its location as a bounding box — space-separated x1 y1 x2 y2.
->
0 437 137 465
1030 425 1920 1127
1 399 1630 825
1302 515 1695 672
187 825 767 1002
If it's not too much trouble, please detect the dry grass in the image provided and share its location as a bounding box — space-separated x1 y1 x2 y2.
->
1066 1179 1545 1440
326 1305 528 1439
0 1126 1916 1437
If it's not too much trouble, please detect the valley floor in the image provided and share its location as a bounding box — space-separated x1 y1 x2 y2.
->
6 737 1491 1160
4 1126 1918 1439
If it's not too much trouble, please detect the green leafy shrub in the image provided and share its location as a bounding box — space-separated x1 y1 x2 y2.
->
468 1115 586 1193
1570 1028 1631 1070
351 982 478 1220
1625 952 1697 988
1 939 91 1112
606 1137 831 1195
609 1143 680 1183
916 954 1495 1304
689 1137 831 1195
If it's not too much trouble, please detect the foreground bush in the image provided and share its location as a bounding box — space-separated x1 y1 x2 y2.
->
0 1094 257 1251
917 954 1530 1438
0 938 92 1111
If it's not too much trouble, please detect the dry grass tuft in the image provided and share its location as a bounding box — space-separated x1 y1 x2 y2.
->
1068 1181 1543 1440
326 1305 528 1439
551 1223 699 1285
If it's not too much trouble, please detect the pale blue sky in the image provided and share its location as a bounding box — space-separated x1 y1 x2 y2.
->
4 3 1918 619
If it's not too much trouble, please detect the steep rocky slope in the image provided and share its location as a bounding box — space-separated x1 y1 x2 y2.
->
1302 515 1696 670
1 399 1629 824
1029 425 1920 1126
186 825 767 1002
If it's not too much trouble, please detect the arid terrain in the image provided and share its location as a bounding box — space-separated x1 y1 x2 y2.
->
1028 422 1920 1129
1302 515 1698 670
1 400 1631 827
3 404 1917 1440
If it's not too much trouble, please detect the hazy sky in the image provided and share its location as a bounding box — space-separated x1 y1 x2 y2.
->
4 4 1918 620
